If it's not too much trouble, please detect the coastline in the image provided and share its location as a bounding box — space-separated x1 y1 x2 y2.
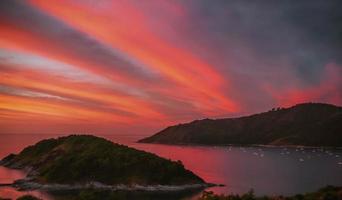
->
137 141 342 150
0 164 218 193
9 178 216 193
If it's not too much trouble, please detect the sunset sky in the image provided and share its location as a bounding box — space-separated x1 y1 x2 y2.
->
0 0 341 135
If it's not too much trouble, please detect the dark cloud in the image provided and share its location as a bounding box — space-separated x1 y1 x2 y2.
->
181 0 342 83
162 0 342 112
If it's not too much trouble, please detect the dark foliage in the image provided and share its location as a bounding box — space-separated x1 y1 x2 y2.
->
16 195 42 200
198 186 342 200
49 189 201 200
5 185 341 200
1 135 203 185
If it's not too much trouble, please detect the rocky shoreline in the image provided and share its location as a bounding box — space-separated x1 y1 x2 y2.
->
8 178 217 193
0 156 218 194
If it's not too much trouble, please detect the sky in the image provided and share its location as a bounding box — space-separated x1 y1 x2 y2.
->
0 0 341 135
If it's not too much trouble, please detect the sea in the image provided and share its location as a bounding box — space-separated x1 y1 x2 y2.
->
0 134 341 199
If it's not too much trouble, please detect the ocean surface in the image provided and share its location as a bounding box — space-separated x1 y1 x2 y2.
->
0 134 341 199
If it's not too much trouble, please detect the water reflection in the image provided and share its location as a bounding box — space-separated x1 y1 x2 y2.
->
0 134 341 199
129 143 342 196
0 167 25 184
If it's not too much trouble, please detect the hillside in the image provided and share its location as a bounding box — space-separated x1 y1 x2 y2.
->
0 135 204 187
139 103 342 146
198 185 342 200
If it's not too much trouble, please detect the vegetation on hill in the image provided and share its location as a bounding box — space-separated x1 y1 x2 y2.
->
139 103 342 146
3 185 340 200
16 195 42 200
0 135 204 186
0 195 41 200
198 186 342 200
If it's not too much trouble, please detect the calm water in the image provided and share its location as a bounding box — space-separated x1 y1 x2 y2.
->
0 134 342 199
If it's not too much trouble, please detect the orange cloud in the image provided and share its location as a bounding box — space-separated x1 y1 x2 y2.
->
0 94 131 123
28 0 239 113
0 65 166 122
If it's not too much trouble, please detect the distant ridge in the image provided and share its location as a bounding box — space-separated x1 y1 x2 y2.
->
139 103 342 147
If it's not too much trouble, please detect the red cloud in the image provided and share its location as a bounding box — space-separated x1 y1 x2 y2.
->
270 63 342 107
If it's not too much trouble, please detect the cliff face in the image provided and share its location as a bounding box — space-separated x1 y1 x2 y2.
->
1 135 204 186
139 103 342 146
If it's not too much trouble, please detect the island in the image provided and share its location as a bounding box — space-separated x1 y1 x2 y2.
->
139 103 342 146
0 135 210 192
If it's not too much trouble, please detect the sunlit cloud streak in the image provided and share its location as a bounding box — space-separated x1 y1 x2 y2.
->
0 0 341 135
